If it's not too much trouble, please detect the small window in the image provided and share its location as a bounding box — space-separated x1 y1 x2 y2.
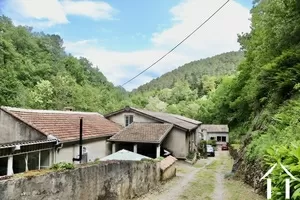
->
221 136 226 142
125 115 133 126
210 137 215 140
217 136 222 142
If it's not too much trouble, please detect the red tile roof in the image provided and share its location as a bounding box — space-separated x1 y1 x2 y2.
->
109 122 173 143
1 107 121 142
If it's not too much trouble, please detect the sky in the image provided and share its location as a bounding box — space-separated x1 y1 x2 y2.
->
0 0 252 90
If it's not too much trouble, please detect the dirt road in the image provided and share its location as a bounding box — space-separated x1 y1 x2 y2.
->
136 151 264 200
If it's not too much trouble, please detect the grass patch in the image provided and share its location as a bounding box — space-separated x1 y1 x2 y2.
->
194 161 207 168
224 179 264 200
179 168 214 200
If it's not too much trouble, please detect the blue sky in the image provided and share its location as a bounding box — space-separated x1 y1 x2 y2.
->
1 0 252 90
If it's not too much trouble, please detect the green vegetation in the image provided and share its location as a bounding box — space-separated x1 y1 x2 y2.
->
129 52 243 119
1 0 300 198
50 162 75 170
134 51 244 92
0 16 129 113
179 161 216 200
263 142 300 200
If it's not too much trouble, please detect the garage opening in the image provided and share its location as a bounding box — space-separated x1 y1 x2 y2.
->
137 143 157 158
118 143 133 152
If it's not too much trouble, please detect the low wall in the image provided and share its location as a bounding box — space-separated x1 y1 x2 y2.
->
0 161 160 200
161 165 176 181
230 142 266 194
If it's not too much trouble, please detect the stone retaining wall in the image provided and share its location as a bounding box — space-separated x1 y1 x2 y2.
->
0 161 160 200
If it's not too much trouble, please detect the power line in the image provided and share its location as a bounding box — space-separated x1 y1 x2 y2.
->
121 0 230 87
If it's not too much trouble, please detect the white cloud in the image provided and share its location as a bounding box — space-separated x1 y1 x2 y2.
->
9 0 68 26
5 0 116 27
64 0 251 91
61 0 116 20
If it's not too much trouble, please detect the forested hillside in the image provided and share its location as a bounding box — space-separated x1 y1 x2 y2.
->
134 51 243 92
0 16 129 113
179 0 299 198
129 52 244 120
132 0 300 197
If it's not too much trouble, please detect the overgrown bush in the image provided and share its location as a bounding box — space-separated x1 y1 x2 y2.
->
207 139 216 147
50 162 75 170
197 140 207 158
246 99 300 161
264 142 300 200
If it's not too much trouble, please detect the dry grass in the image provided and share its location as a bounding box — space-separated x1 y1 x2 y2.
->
13 169 53 179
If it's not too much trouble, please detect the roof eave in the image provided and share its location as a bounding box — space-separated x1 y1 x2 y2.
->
108 139 161 144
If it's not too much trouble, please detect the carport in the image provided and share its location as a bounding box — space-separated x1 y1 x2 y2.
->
108 122 173 158
0 139 57 176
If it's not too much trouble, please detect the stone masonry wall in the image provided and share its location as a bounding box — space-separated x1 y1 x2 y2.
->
0 161 160 200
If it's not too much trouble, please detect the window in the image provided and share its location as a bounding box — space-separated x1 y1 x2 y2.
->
125 115 133 126
217 136 222 142
222 136 226 142
210 137 215 140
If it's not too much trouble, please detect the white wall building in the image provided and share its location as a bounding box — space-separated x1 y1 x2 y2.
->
0 106 120 176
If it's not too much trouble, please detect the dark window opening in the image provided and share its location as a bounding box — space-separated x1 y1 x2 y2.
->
13 154 26 174
222 136 226 142
217 136 221 142
125 115 133 126
0 157 8 176
210 137 215 140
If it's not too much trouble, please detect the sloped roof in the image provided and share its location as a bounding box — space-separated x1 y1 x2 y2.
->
100 149 151 161
160 155 177 171
109 122 173 143
105 107 201 131
1 106 121 142
201 124 229 133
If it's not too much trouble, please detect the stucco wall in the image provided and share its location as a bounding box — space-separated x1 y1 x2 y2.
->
0 110 46 144
55 138 110 163
162 128 187 159
108 112 156 127
161 165 176 181
0 161 160 200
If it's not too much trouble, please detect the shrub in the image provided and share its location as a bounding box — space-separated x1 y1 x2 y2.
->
264 142 300 200
207 139 216 147
50 162 75 170
197 140 207 158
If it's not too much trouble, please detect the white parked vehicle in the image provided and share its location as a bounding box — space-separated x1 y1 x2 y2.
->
206 145 215 157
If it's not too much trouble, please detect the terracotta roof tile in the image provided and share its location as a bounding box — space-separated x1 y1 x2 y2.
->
1 107 121 142
109 122 173 143
160 155 177 171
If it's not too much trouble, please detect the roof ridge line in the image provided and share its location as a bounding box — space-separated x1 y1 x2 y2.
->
1 106 102 116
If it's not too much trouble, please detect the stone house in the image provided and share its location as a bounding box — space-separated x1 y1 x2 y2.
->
200 124 229 145
0 106 120 176
105 106 202 159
